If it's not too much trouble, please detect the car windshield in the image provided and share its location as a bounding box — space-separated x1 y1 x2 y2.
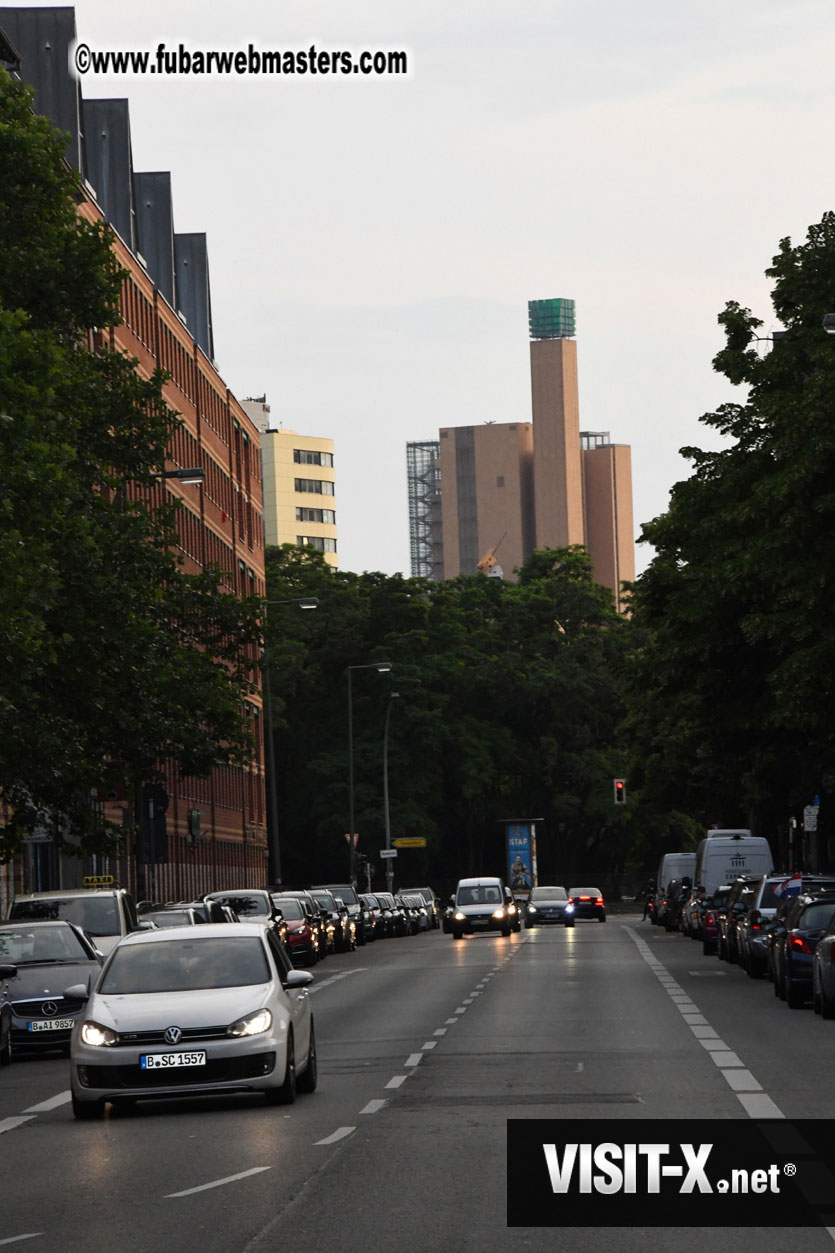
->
0 925 89 964
322 885 359 908
100 937 270 994
10 897 119 937
569 888 601 897
458 885 502 905
274 900 304 921
209 894 269 918
310 893 336 911
800 902 835 931
759 885 783 910
530 887 567 901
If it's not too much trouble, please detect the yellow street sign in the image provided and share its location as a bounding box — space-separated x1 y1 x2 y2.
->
392 838 427 848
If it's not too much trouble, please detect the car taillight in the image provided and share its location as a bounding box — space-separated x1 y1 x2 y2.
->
788 934 812 954
595 897 604 906
750 909 761 931
579 896 591 901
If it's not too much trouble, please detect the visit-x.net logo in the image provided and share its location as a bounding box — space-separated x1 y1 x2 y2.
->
507 1120 835 1227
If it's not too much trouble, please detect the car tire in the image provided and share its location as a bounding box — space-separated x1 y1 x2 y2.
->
821 983 835 1020
296 1022 318 1094
599 914 606 923
702 939 714 956
786 979 805 1009
746 958 764 980
266 1032 296 1105
72 1093 104 1120
565 920 575 929
774 969 785 999
452 930 463 941
0 1035 10 1067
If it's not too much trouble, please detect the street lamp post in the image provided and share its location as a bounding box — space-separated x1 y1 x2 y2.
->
383 692 399 894
347 662 392 884
262 598 318 887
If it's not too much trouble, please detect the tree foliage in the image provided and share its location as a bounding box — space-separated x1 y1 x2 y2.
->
264 544 653 892
626 213 835 846
0 70 262 856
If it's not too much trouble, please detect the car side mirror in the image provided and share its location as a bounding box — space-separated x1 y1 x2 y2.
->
0 964 17 980
285 970 313 989
64 983 89 1001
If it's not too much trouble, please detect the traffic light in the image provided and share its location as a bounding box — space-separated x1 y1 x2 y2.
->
613 778 626 805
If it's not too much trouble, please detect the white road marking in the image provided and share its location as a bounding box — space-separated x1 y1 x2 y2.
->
0 1117 35 1136
721 1068 762 1092
421 1041 437 1050
708 1051 744 1067
23 1091 71 1114
454 1007 467 1015
434 1028 447 1036
385 1076 407 1089
405 1053 423 1068
166 1167 271 1197
737 1093 784 1119
0 1236 43 1246
360 1100 386 1115
314 1127 356 1145
308 970 365 995
444 1018 458 1025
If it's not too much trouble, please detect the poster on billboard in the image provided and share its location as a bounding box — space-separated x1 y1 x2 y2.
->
505 822 538 899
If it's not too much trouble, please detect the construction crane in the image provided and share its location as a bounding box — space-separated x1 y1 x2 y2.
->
476 532 507 579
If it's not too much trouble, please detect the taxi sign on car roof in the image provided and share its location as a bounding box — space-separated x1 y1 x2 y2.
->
82 875 115 888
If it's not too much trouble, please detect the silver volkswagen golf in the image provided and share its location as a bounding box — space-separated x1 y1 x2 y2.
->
69 922 315 1118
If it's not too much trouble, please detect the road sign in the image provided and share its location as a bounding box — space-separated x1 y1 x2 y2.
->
379 849 398 859
392 837 426 848
804 805 819 833
22 828 52 844
344 833 359 846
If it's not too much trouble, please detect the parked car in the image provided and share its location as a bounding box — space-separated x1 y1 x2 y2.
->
204 890 288 948
306 888 352 952
812 913 835 1017
402 887 440 928
173 899 238 924
700 884 732 955
772 892 835 1007
313 884 366 946
0 963 14 1066
69 922 316 1118
7 888 139 956
716 875 760 964
524 886 574 928
273 891 329 959
0 920 103 1055
141 908 203 929
567 887 606 922
736 875 835 978
271 896 321 966
679 884 706 939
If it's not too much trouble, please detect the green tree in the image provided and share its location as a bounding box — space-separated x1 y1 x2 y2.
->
0 70 262 856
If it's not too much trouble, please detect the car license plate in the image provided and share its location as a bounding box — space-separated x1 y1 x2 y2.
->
471 919 488 927
28 1018 74 1032
140 1051 206 1070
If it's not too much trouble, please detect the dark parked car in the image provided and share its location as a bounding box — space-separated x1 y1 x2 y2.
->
716 875 760 965
701 885 732 955
772 892 835 1007
0 963 13 1066
737 875 835 978
0 920 103 1054
313 884 365 946
567 887 606 922
204 890 288 948
524 886 574 928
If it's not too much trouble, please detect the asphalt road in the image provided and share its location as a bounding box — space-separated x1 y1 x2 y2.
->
2 913 835 1252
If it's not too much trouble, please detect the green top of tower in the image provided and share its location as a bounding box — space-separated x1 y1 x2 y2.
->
528 298 576 340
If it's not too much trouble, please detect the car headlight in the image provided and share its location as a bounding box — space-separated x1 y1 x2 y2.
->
492 908 506 920
527 905 537 913
565 903 575 913
453 911 466 921
227 1008 273 1038
80 1020 118 1047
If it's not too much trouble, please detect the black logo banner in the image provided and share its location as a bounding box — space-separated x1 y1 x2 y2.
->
507 1119 835 1227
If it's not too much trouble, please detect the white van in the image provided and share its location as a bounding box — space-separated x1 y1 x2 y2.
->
694 834 773 898
450 876 511 939
656 852 697 898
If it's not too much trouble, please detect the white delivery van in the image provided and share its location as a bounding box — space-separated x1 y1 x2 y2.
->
656 852 697 897
694 834 773 898
450 876 511 939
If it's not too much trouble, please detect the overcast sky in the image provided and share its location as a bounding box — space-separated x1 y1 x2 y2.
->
16 0 835 576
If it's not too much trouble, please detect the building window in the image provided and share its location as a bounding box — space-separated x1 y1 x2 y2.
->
297 536 337 553
295 507 336 524
294 478 334 496
496 475 505 487
294 449 333 467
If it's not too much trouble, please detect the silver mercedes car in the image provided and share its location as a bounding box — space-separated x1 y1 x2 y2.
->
69 922 315 1118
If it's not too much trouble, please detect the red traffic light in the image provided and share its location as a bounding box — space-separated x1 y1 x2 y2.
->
613 779 626 805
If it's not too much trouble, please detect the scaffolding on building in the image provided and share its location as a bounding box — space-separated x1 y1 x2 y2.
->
406 441 441 579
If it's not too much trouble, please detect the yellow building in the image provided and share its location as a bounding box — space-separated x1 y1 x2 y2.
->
243 399 338 568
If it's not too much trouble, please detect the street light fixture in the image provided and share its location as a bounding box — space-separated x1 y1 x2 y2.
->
152 467 205 485
823 314 835 335
262 597 320 887
347 662 392 884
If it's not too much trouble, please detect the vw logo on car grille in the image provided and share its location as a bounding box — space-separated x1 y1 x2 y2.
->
164 1026 183 1045
41 1001 58 1017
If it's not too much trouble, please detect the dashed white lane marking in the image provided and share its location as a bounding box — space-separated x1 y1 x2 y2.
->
421 1041 437 1050
721 1069 762 1093
0 1117 35 1136
454 1007 467 1015
314 1127 356 1145
434 1028 447 1036
166 1166 272 1197
385 1076 407 1090
708 1050 744 1067
444 1018 458 1025
360 1100 386 1115
0 1237 44 1247
23 1092 71 1114
737 1093 784 1118
405 1053 423 1068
